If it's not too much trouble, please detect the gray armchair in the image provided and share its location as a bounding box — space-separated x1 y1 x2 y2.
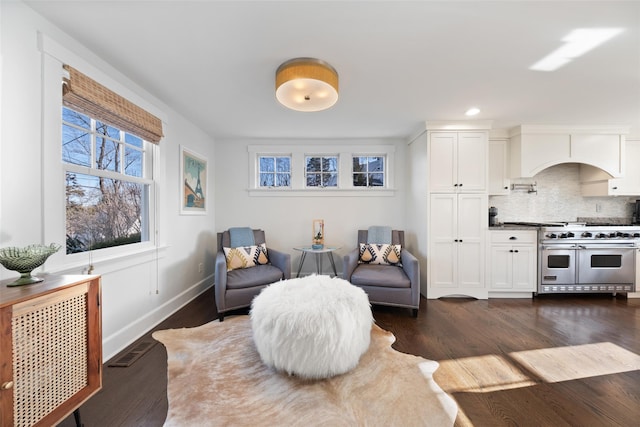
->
343 230 419 317
215 229 290 321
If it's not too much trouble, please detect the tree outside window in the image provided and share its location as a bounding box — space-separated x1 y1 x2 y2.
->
63 106 150 254
258 156 291 187
353 156 385 187
306 156 338 187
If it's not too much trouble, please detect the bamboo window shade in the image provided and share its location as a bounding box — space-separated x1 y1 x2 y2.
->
62 64 163 144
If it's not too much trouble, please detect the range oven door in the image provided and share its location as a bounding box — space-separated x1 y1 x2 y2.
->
576 245 635 285
540 245 576 285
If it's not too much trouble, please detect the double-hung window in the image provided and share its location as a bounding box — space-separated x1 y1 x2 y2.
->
63 106 153 254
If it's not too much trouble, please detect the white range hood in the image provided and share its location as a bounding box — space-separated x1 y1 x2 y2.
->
508 125 629 178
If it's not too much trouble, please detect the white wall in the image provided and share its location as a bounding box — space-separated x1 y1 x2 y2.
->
0 2 216 360
405 131 428 296
214 138 407 275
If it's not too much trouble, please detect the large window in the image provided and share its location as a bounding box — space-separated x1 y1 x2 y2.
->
62 106 151 254
305 156 338 187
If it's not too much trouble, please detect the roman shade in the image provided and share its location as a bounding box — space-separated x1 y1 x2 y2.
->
62 65 163 144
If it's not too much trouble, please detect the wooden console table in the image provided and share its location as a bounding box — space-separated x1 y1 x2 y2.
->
0 274 102 427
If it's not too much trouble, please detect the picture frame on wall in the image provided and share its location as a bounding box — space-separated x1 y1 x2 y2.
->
180 146 207 215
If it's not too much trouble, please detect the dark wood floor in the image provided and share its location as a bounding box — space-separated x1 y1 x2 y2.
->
59 289 640 427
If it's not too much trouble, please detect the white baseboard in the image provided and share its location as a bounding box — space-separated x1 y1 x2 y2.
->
102 276 213 361
489 291 535 298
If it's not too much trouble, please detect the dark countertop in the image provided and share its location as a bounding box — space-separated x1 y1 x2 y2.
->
489 223 540 230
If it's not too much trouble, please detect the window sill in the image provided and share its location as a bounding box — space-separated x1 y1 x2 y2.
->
248 188 396 197
46 244 170 276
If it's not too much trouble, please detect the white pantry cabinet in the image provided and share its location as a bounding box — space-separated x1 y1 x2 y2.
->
428 131 488 193
424 122 491 299
428 193 488 299
487 230 537 295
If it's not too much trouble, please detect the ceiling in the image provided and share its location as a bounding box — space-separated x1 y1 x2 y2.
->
24 0 640 140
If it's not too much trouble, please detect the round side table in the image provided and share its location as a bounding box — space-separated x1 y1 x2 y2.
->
293 246 340 277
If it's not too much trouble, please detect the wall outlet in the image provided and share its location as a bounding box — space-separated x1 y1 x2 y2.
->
198 263 204 273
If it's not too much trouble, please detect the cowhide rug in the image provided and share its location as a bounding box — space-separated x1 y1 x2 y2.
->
153 316 457 426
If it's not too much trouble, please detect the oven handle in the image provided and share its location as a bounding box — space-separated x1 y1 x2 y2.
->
576 245 637 250
541 245 578 250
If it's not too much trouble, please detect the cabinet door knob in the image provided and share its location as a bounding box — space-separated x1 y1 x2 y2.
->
453 183 458 187
504 186 508 189
509 236 517 240
509 249 514 253
612 186 618 190
459 183 463 187
1 381 13 390
514 250 519 253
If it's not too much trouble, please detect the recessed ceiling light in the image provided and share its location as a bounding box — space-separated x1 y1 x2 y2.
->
465 107 480 116
530 28 623 72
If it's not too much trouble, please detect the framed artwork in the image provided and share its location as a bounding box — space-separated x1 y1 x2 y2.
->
180 146 207 215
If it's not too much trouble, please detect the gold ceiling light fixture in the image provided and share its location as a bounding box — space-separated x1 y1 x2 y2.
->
275 58 339 112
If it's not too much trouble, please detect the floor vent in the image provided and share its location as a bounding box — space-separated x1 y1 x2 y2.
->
108 341 156 368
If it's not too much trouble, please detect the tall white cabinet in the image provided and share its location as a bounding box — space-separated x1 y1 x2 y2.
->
427 122 491 299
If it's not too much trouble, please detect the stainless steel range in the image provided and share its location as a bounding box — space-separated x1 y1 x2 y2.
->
538 223 640 294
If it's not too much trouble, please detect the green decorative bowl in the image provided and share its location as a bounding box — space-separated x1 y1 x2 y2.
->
0 243 61 287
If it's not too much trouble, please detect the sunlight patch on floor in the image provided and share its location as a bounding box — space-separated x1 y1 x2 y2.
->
436 354 537 393
510 342 640 383
435 342 640 395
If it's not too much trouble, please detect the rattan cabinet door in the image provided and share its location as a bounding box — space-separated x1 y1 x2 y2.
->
0 275 102 427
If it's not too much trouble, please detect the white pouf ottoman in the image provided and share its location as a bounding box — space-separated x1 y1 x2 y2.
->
250 275 373 379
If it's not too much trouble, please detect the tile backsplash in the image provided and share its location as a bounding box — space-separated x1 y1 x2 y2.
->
489 163 638 223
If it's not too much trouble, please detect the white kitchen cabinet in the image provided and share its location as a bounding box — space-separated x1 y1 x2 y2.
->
488 230 537 295
509 125 627 178
428 131 488 193
428 193 488 299
580 139 640 196
488 139 510 195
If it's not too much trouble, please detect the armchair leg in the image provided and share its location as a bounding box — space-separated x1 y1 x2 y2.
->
218 313 225 322
412 308 418 318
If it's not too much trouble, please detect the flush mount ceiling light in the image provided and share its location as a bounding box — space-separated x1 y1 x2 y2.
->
275 58 338 112
465 107 481 116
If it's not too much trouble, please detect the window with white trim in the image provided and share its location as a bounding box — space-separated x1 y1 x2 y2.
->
258 155 291 187
305 156 338 187
352 155 385 187
248 144 395 195
63 106 153 254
